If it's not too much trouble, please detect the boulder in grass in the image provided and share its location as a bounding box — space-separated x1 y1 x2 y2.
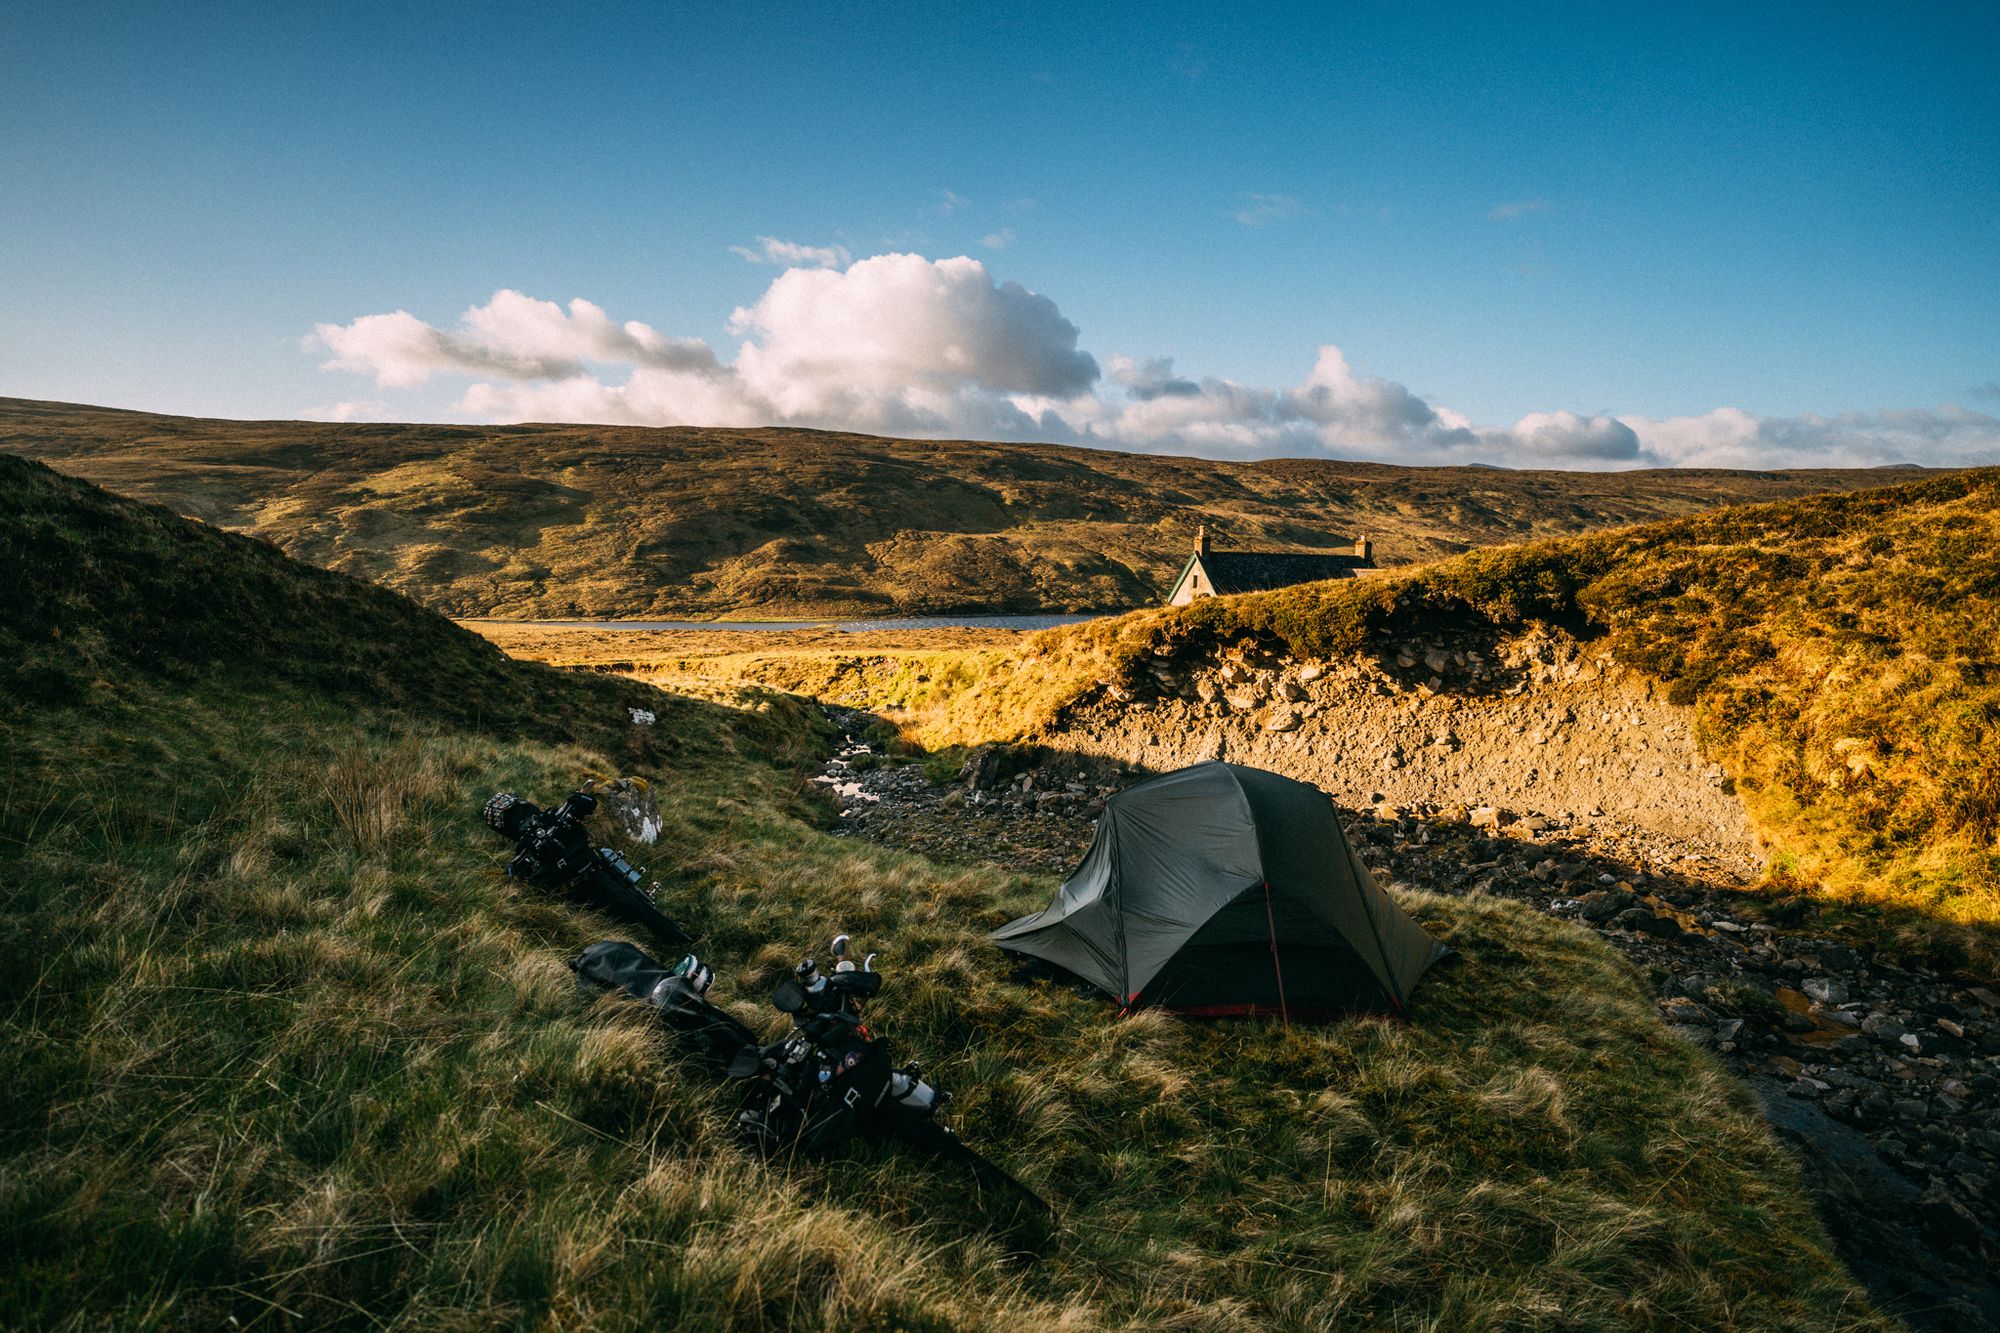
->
589 776 663 846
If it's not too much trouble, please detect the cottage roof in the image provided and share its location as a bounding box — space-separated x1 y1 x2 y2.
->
1197 549 1369 594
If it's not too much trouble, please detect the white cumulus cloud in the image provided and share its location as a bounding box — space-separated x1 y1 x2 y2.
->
731 253 1097 409
1034 348 1642 464
1505 410 1642 461
1624 404 2000 469
316 255 1095 438
309 290 718 388
309 258 2000 469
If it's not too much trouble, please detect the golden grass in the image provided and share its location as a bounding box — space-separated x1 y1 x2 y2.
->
825 469 2000 972
0 676 1889 1328
0 455 1887 1327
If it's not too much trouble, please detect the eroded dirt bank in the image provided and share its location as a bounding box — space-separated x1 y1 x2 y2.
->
1038 624 1759 868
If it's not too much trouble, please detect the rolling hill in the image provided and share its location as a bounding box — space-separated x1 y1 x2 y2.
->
0 396 1917 619
0 455 1883 1328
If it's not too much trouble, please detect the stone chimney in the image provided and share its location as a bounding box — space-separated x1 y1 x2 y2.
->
1355 536 1372 562
1196 523 1211 558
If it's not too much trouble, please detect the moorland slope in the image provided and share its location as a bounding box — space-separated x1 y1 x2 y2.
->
1 396 1911 618
0 455 1882 1328
902 468 2000 972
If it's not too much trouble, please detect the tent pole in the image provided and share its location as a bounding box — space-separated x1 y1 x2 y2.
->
1261 881 1290 1028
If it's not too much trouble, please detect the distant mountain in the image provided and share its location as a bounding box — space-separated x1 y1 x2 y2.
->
0 396 1917 619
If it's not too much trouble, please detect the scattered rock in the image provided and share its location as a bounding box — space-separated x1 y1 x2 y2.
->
1614 906 1683 938
1263 706 1302 733
1578 889 1636 923
806 703 2000 1324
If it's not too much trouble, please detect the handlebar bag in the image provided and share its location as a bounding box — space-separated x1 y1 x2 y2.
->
571 940 757 1069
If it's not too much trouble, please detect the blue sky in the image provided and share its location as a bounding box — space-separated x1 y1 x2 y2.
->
3 1 1996 466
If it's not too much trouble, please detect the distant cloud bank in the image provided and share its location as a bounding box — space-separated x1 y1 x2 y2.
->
308 255 2000 469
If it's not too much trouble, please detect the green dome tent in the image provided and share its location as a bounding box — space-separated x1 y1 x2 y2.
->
992 762 1449 1017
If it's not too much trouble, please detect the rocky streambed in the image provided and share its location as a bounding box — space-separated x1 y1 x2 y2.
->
811 706 2000 1332
1044 623 1760 856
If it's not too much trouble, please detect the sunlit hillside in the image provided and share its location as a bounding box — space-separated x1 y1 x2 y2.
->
903 468 2000 971
0 396 1916 619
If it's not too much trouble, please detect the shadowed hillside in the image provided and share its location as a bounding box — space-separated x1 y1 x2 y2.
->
0 456 1885 1328
0 396 1916 619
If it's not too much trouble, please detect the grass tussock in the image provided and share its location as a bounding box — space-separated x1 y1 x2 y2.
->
3 692 1884 1329
917 469 2000 972
0 457 1883 1327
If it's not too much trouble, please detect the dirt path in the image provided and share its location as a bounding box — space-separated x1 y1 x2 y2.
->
812 706 2000 1332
